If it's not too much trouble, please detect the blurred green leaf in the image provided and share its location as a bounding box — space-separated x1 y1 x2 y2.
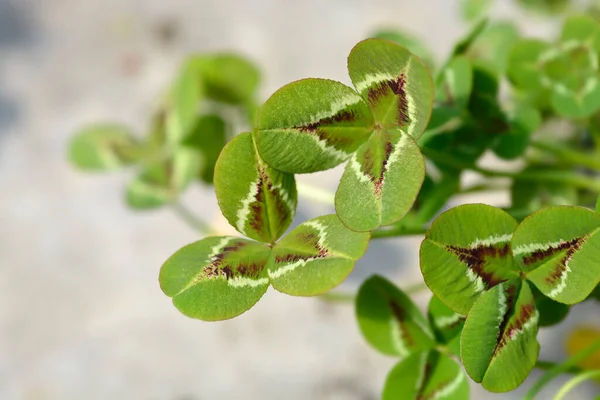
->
492 106 541 160
466 21 520 74
460 0 493 22
452 19 489 57
203 54 260 104
183 114 227 184
507 39 551 92
68 124 139 171
165 58 204 145
372 29 436 70
511 166 579 211
516 0 569 15
126 147 200 209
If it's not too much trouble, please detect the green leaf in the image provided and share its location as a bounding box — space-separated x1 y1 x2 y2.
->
560 15 600 52
516 0 568 14
420 204 520 314
466 21 520 74
437 56 473 111
203 54 260 104
427 295 465 356
382 351 469 400
511 167 578 211
460 0 493 22
492 106 541 160
68 124 139 171
426 56 473 133
461 280 540 392
165 58 203 145
182 114 227 184
507 39 551 92
255 78 374 173
531 285 570 327
214 132 297 244
372 29 436 70
538 39 600 119
512 206 600 304
355 275 435 357
335 130 425 231
126 147 200 209
596 196 600 213
452 19 489 57
159 237 271 321
267 215 370 296
347 38 433 139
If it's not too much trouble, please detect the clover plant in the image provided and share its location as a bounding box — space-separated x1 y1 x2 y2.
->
69 5 600 398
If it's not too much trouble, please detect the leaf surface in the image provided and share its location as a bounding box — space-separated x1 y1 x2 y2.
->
267 215 370 296
335 130 425 231
160 237 271 321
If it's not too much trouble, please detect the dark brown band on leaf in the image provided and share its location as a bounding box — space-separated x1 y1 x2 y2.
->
201 240 267 281
389 301 416 348
366 74 411 126
361 139 394 196
446 243 511 288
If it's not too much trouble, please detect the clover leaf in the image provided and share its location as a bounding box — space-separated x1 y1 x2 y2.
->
348 38 433 139
420 204 520 314
356 275 435 357
335 129 425 231
461 280 540 392
160 237 271 321
68 124 140 171
382 350 469 400
214 132 297 243
255 78 374 173
267 215 370 296
512 206 600 304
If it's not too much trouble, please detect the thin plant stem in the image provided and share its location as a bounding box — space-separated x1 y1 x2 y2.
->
296 181 335 205
534 360 583 375
171 201 213 235
371 224 428 239
531 140 600 171
552 370 600 400
319 281 429 303
524 337 600 400
422 148 600 193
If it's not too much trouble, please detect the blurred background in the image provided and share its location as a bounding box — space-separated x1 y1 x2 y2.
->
0 0 598 399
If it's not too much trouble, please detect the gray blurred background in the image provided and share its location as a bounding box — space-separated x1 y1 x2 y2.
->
0 0 598 399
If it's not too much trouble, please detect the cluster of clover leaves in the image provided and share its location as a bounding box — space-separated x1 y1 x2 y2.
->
68 13 600 399
68 53 260 208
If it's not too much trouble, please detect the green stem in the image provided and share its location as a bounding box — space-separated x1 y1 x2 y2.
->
296 181 335 205
534 360 583 375
531 140 600 171
371 224 428 239
171 202 213 235
422 148 600 193
524 337 600 400
553 370 600 400
319 281 429 303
